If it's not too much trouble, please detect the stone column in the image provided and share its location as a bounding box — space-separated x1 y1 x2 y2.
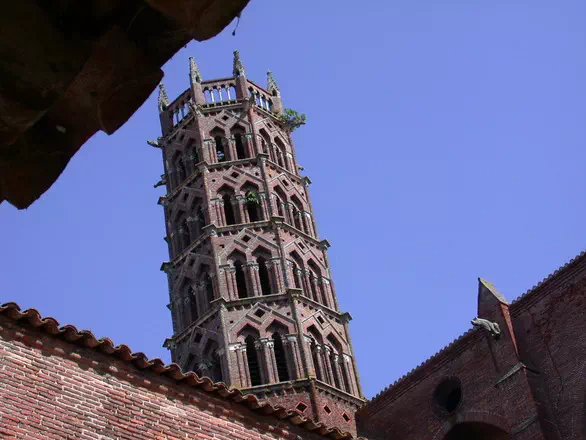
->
287 203 295 227
225 266 238 300
313 344 326 382
267 258 282 293
332 353 345 391
246 262 261 297
215 199 226 226
255 338 277 384
302 270 313 299
224 136 235 161
310 276 320 303
342 354 357 395
303 213 314 237
322 345 335 386
232 343 250 388
283 335 302 380
321 277 333 308
259 193 269 220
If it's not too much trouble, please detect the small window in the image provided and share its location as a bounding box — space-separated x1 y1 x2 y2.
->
296 402 308 413
323 405 331 414
342 413 350 423
254 309 265 318
433 378 462 415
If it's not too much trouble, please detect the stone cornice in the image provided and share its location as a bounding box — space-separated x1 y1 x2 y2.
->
287 288 345 319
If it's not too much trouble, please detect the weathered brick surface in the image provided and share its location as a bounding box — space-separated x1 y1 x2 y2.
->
0 314 339 440
357 252 586 440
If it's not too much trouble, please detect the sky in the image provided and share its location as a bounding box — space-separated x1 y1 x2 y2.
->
1 0 585 399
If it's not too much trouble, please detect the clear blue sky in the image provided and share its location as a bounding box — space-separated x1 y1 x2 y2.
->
1 0 585 399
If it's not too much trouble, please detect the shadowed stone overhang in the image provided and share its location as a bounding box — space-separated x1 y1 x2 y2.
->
0 0 250 209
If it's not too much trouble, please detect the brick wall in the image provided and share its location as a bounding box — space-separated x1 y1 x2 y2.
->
357 252 586 440
0 311 352 440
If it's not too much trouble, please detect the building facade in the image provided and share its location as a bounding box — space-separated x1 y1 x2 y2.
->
356 251 586 440
153 51 364 434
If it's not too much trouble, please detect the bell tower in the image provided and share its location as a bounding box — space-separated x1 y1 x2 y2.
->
153 51 364 434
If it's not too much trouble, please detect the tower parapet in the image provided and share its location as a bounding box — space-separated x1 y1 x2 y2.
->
155 51 364 435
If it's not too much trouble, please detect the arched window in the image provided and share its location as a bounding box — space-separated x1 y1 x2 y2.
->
223 194 236 225
181 218 191 250
274 138 288 170
196 206 205 228
173 155 186 187
215 136 226 162
272 333 290 382
257 257 271 295
245 192 261 222
234 260 248 298
229 86 237 100
245 336 262 386
234 133 246 159
291 262 302 289
274 186 287 219
327 334 346 392
308 326 324 382
186 139 199 166
308 260 328 307
205 274 214 304
188 286 199 322
291 196 304 232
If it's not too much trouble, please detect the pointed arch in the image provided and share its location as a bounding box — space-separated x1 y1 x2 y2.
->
290 195 304 231
180 217 191 251
272 332 290 382
259 128 271 155
241 181 262 223
274 185 288 219
290 251 305 290
218 185 237 226
274 137 288 170
307 325 324 382
211 127 227 162
231 124 248 159
230 250 248 299
308 259 327 306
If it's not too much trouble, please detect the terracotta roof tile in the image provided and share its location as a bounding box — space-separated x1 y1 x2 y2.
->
0 302 361 440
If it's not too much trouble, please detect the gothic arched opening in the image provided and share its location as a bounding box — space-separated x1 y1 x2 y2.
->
181 218 191 250
177 157 187 184
272 332 290 382
234 260 248 299
188 286 198 322
257 256 271 295
245 335 262 386
245 193 261 222
222 194 236 225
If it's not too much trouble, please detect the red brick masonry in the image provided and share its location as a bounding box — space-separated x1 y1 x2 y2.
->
0 303 359 440
357 251 586 440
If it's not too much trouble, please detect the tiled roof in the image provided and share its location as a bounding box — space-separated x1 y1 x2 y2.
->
0 302 358 440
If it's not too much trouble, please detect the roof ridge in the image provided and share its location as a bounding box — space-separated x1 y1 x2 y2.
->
366 326 478 407
0 302 362 440
511 249 586 306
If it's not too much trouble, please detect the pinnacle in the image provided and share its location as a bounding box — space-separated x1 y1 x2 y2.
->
478 277 509 304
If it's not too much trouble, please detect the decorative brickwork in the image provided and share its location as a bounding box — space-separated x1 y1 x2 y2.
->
357 251 586 440
154 51 364 435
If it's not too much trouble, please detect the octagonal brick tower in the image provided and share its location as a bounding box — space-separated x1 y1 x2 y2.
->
154 51 364 434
